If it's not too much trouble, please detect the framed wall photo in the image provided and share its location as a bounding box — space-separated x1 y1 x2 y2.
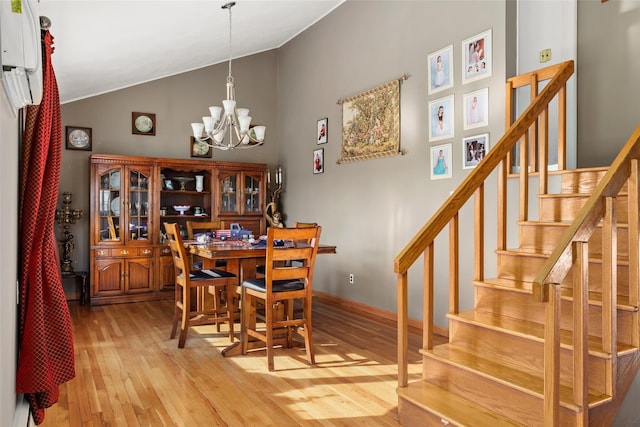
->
317 118 328 144
313 148 324 174
462 29 492 84
428 44 454 95
132 112 156 135
463 88 489 130
430 143 452 180
428 95 455 142
65 126 92 151
190 136 212 158
462 133 489 169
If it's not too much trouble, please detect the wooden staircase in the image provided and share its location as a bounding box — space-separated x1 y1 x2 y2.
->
394 61 640 426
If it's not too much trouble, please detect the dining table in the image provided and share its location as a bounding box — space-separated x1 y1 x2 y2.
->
186 238 337 356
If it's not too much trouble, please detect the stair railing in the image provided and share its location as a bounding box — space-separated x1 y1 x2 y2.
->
394 60 574 389
532 125 640 425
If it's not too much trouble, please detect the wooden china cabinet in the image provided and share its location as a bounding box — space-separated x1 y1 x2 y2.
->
90 154 266 305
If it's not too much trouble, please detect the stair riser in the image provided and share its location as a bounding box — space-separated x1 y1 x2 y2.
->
518 223 629 258
539 196 628 222
449 320 609 393
474 286 636 345
421 355 581 426
560 169 611 194
497 252 630 296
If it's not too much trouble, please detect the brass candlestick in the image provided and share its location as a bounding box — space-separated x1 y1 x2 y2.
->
265 166 284 228
55 192 83 276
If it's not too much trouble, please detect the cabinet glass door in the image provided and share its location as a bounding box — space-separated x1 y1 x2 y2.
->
98 168 122 242
219 172 238 213
128 168 150 241
243 173 262 213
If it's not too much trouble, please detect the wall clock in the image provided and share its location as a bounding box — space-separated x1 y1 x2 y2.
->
190 136 212 158
132 112 156 135
65 126 92 151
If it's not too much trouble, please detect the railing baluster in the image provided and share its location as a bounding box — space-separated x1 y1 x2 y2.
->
539 106 549 197
529 73 540 172
505 80 514 174
475 185 485 281
397 271 408 387
602 196 617 397
558 85 567 170
424 243 434 351
449 215 459 315
520 132 529 221
498 159 507 251
544 283 561 426
628 160 640 349
573 241 589 425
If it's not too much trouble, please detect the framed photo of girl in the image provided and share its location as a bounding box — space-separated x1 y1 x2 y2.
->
428 95 455 142
427 44 453 95
463 88 489 130
313 148 324 174
462 29 492 84
462 133 489 169
317 118 328 144
430 143 452 180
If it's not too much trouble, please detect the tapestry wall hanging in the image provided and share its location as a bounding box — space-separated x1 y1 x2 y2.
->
337 75 407 164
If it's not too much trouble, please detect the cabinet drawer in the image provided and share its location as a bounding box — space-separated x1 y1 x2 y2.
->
94 247 153 258
159 246 172 256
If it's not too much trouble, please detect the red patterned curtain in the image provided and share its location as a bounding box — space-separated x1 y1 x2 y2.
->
16 30 75 425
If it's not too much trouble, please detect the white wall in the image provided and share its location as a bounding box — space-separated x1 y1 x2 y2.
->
0 88 21 427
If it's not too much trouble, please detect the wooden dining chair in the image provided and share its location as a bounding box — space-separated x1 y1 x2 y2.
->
186 220 225 240
164 222 237 348
241 225 322 371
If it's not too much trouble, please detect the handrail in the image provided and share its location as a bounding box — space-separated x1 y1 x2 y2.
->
394 60 574 275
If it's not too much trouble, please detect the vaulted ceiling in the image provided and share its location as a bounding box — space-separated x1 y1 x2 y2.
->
38 0 344 104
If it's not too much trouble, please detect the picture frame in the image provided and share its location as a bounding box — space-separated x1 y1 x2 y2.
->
317 118 328 144
429 95 455 142
430 143 452 180
462 133 489 169
428 44 454 94
65 126 92 151
132 112 156 135
462 29 492 84
463 88 489 130
190 136 212 158
313 148 324 174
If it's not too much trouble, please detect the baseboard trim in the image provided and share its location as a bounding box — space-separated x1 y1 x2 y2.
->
313 291 449 339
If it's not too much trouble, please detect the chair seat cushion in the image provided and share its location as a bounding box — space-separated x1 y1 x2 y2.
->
189 269 236 280
242 278 304 293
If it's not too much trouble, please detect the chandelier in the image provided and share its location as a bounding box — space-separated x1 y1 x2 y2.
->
191 1 266 150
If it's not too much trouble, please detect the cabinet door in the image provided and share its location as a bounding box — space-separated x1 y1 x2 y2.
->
241 172 264 215
94 258 124 296
125 166 153 244
218 171 239 215
96 165 124 243
125 257 153 293
158 253 175 291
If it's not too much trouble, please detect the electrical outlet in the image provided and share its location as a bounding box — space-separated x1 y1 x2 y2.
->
539 48 552 63
349 273 354 284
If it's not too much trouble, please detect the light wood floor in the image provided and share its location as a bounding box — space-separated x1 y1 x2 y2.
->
41 298 432 426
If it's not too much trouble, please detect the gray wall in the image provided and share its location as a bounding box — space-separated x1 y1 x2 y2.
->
59 50 279 278
276 1 506 324
577 0 640 167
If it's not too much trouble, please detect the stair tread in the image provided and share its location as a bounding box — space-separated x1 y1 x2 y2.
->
449 309 637 356
397 381 525 426
497 247 631 264
422 343 612 410
475 277 638 311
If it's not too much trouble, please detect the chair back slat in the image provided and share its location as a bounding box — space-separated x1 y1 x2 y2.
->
186 220 225 240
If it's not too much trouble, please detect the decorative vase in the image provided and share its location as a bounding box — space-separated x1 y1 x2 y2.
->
195 175 204 192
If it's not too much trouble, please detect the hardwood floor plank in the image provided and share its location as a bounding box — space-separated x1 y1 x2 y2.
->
41 299 432 426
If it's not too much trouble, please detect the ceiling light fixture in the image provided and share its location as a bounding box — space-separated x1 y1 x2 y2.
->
190 1 266 150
